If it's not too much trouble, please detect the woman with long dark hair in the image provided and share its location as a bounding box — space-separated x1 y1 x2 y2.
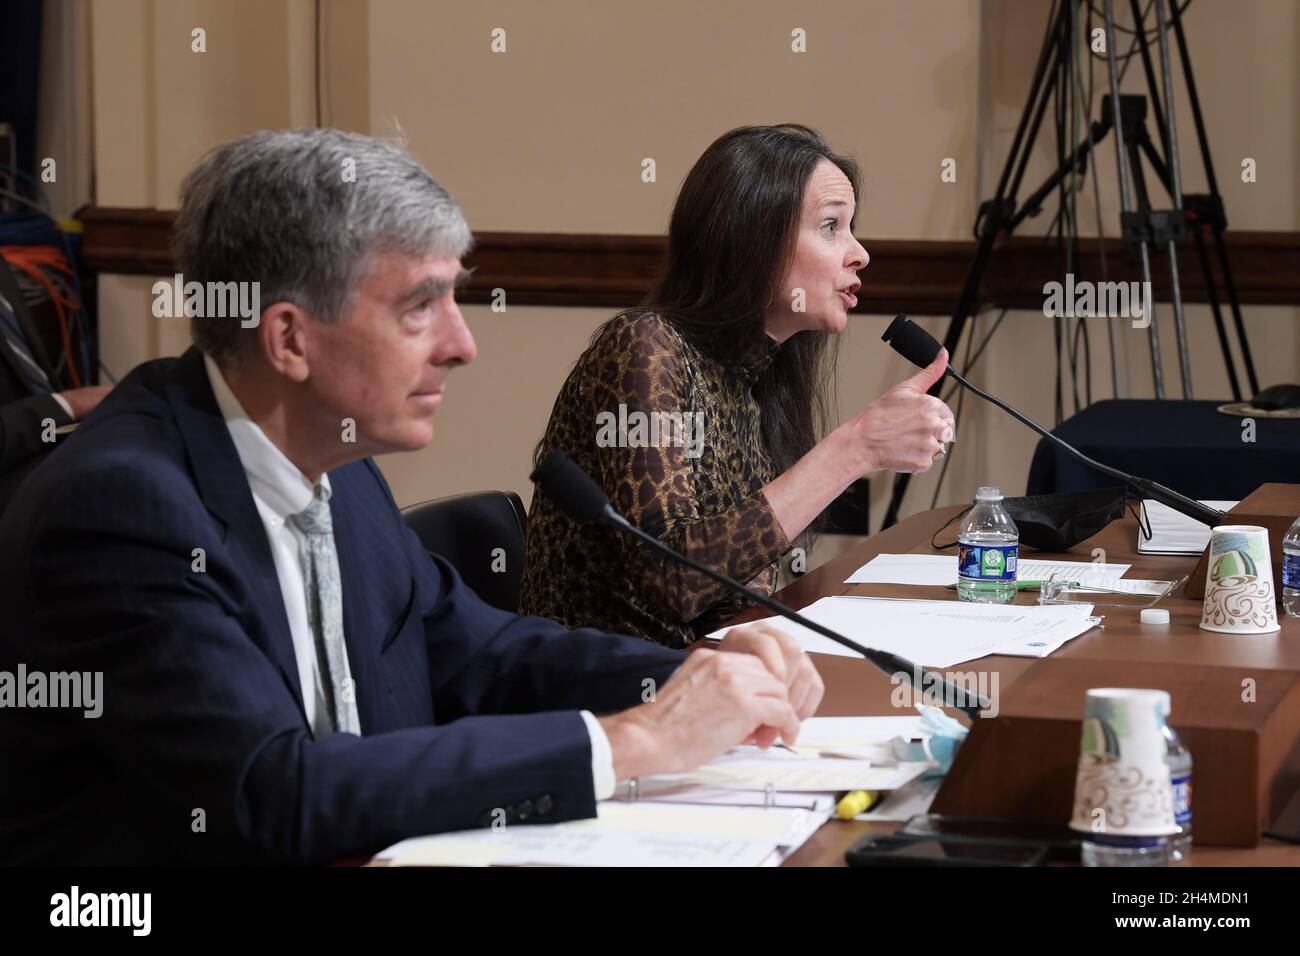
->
521 124 954 647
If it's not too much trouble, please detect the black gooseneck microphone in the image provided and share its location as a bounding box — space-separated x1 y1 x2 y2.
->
530 449 989 721
881 314 1226 529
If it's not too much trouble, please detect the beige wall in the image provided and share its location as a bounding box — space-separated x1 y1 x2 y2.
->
368 0 981 238
83 0 1300 525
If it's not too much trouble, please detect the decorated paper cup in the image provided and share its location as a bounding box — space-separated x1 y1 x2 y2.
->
1069 688 1178 838
1199 525 1280 635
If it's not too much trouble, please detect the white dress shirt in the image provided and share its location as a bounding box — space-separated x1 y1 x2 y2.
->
203 356 615 796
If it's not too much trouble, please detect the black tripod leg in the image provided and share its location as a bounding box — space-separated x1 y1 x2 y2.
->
994 0 1067 201
880 235 996 529
1192 225 1241 400
1171 0 1257 395
1125 131 1166 398
1152 0 1192 398
1171 0 1220 197
1210 224 1261 395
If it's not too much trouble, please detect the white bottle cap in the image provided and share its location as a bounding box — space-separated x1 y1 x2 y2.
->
1140 608 1170 625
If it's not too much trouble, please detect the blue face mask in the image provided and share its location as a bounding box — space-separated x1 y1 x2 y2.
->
891 705 970 777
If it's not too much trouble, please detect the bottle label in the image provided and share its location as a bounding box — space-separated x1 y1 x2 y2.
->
958 543 1018 581
1283 553 1300 589
1171 773 1192 826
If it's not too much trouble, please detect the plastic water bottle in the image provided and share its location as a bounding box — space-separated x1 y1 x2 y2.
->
1165 724 1193 863
1081 832 1170 867
956 486 1018 604
1283 514 1300 618
1080 725 1190 867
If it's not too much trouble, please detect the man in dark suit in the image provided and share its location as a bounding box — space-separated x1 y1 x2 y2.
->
0 129 822 865
0 256 110 514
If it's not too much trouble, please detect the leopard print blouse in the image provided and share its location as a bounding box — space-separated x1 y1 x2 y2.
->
520 310 791 648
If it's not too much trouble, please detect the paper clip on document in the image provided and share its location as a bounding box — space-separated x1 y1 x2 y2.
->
1036 571 1185 609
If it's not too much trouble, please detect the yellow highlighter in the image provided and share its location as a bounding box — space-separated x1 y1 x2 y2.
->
836 789 880 820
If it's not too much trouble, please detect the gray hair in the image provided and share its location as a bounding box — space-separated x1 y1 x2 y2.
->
173 128 472 367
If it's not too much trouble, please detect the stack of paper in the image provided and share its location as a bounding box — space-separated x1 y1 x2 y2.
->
709 595 1100 666
845 553 1135 588
643 715 929 794
379 802 820 867
1138 499 1238 554
846 553 962 586
376 716 930 867
977 557 1170 596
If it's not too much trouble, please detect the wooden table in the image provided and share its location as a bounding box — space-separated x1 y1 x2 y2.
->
721 505 1300 866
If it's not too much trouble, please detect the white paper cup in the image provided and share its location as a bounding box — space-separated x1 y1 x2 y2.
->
1199 525 1281 634
1069 688 1178 838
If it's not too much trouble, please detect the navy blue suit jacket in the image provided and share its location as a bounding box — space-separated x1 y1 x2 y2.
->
0 347 684 864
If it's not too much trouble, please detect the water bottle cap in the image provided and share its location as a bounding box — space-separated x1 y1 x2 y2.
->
975 486 1003 502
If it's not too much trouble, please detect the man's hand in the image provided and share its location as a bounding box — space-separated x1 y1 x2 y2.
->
716 620 824 742
597 621 824 781
598 646 803 781
58 385 113 421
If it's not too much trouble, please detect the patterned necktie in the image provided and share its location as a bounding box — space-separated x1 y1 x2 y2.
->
289 484 362 736
0 290 53 395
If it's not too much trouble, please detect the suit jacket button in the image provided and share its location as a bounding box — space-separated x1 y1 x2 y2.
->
517 799 534 821
536 794 554 815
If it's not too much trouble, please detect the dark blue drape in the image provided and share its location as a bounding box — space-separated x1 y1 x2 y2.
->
0 0 45 178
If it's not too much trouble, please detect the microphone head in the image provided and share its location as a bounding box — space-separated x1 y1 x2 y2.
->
881 313 942 369
529 449 611 524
